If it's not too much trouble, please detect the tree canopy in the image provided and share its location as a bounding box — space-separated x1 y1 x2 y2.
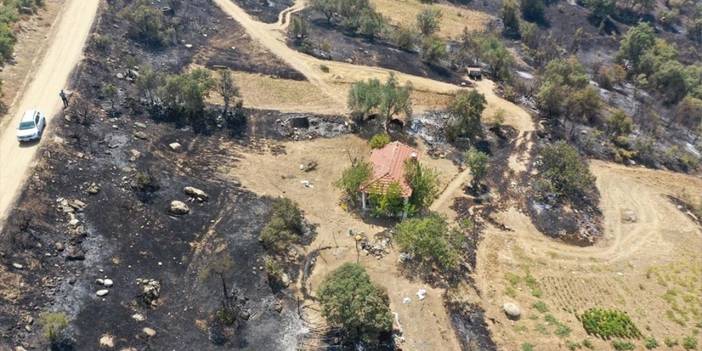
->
446 90 487 142
318 263 393 346
394 214 464 274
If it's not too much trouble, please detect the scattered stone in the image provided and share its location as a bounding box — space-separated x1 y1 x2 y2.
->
137 279 161 306
168 142 182 152
133 131 148 140
129 149 141 162
54 242 65 251
15 347 27 351
185 43 193 48
503 302 521 320
96 278 114 288
142 327 156 337
86 182 101 194
131 313 145 322
116 72 125 80
69 199 87 210
621 209 637 223
65 246 86 261
11 263 23 270
273 300 283 313
96 289 110 297
299 160 318 172
402 297 411 304
168 201 190 215
99 334 115 348
416 289 427 301
184 186 208 202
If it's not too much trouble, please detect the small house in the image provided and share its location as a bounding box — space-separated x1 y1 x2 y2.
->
467 67 483 80
359 141 418 217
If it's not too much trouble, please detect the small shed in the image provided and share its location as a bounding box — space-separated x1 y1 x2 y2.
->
359 141 418 216
467 67 483 80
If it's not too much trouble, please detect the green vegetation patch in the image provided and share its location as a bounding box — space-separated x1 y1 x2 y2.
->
579 308 642 340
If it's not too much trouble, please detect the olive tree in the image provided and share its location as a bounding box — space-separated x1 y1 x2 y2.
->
394 214 464 274
416 7 442 36
318 263 393 346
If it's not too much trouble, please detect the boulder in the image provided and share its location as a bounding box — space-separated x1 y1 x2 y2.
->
184 186 208 202
168 201 190 215
65 246 86 261
96 289 109 297
503 302 521 320
86 182 101 194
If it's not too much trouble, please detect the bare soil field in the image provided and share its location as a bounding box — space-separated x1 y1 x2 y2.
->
475 161 702 350
370 0 493 39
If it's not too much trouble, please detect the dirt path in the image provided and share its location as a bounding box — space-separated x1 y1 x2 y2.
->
0 0 100 231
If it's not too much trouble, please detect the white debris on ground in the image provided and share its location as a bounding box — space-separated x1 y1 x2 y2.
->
416 289 427 301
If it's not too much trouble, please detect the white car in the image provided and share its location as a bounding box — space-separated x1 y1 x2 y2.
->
16 109 46 142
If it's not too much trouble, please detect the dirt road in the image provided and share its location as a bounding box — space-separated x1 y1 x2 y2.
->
0 0 100 230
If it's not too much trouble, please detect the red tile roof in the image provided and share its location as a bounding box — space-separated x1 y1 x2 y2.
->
360 141 418 198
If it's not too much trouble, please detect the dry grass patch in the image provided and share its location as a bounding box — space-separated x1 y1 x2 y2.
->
371 0 492 38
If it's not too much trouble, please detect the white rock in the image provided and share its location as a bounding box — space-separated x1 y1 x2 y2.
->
183 186 208 202
96 289 109 297
503 302 521 319
168 142 182 152
142 327 156 337
168 201 190 215
416 289 427 301
132 313 145 322
103 279 114 287
402 297 411 304
12 263 23 269
99 334 114 348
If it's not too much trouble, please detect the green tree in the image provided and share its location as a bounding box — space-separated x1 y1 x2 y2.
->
0 22 17 63
465 148 489 187
501 0 521 38
394 214 464 273
393 26 418 51
404 159 438 210
310 0 336 23
260 198 304 253
378 74 413 130
101 83 118 113
369 133 391 149
520 0 545 23
318 263 393 345
447 90 487 142
675 96 702 129
420 35 447 65
369 181 406 216
584 0 615 28
416 7 442 36
335 161 372 204
136 65 163 106
357 9 384 40
348 78 382 121
477 35 514 81
651 60 688 104
124 0 172 47
158 68 214 125
606 109 633 137
617 23 656 71
217 70 239 116
537 141 595 203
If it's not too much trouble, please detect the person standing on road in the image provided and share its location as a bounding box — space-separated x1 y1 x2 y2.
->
59 89 68 108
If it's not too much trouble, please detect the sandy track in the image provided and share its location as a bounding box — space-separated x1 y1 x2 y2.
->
0 0 99 231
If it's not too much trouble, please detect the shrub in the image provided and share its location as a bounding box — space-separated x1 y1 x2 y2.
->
335 161 372 204
521 343 535 351
320 64 330 73
369 133 391 149
260 198 304 253
664 337 678 347
393 26 417 51
532 301 549 313
394 214 464 274
537 141 596 203
582 338 594 349
39 312 69 345
123 0 173 47
644 336 658 349
682 336 697 350
416 7 442 36
318 263 393 346
465 148 489 187
446 90 486 142
612 340 636 351
606 109 633 137
369 181 406 217
501 0 521 38
420 35 447 65
579 308 642 339
520 0 545 23
404 159 439 211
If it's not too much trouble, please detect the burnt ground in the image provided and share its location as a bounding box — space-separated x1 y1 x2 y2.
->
0 0 342 349
290 10 463 85
230 0 294 24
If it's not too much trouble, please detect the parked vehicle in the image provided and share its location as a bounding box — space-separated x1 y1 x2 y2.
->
16 109 46 142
